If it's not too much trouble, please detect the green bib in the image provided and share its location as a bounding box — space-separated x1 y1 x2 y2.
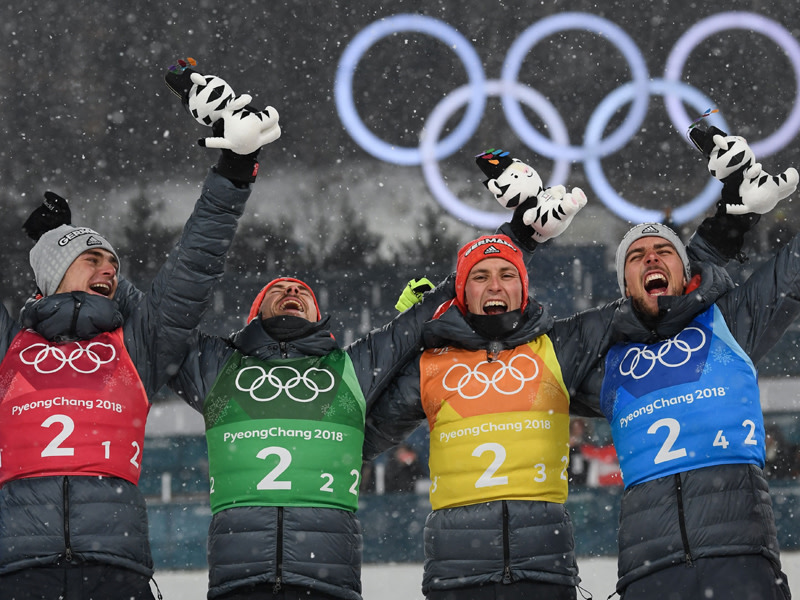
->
204 349 366 513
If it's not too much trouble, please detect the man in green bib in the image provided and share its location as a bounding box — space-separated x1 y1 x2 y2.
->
169 271 460 600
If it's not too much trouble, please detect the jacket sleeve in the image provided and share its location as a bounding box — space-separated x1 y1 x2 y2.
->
549 300 622 417
0 301 20 362
363 355 427 460
688 210 760 266
716 233 800 363
346 274 454 409
498 220 537 275
167 329 231 413
124 169 251 396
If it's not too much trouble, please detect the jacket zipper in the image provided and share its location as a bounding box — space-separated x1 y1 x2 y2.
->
502 500 512 583
272 507 285 593
279 341 289 359
63 477 73 562
674 473 693 566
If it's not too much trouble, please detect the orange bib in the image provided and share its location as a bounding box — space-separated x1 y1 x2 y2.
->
0 329 149 486
420 336 570 509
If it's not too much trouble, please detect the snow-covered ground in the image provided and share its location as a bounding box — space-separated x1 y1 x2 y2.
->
153 553 800 599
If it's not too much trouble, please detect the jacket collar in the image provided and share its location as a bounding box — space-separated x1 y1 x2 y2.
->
230 314 339 359
423 296 553 352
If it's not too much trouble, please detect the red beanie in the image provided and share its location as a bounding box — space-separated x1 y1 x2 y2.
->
247 277 322 323
454 235 529 315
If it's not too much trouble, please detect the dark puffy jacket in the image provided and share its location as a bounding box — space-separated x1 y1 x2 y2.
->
363 293 620 593
584 234 800 593
0 170 250 578
168 280 453 600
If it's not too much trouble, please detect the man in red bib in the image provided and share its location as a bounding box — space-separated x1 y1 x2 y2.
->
0 62 281 600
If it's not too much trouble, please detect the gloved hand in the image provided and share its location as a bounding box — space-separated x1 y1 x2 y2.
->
690 125 798 215
22 191 72 241
690 125 798 261
395 278 434 312
510 185 587 245
164 58 281 184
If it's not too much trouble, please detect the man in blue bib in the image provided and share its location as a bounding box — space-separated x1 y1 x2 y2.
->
596 213 797 599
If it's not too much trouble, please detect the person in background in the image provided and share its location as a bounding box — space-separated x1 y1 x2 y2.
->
764 424 800 480
0 59 280 600
384 442 428 493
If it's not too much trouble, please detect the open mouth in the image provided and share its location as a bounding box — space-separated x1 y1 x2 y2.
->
280 298 304 313
644 272 669 296
89 283 112 297
483 300 508 315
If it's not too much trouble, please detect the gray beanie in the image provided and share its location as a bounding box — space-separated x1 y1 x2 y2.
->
29 224 119 296
615 223 690 295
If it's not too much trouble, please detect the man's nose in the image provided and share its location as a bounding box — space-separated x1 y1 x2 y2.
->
101 260 118 276
644 250 660 264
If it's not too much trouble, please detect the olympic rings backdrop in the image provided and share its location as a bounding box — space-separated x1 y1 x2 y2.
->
335 12 800 228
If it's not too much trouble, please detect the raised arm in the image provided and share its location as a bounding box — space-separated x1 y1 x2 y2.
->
124 60 281 395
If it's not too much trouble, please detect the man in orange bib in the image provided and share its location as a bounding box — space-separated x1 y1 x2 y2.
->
364 231 629 600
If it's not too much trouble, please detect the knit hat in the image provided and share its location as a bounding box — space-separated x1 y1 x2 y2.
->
454 235 529 314
29 224 119 297
615 223 691 295
248 277 322 323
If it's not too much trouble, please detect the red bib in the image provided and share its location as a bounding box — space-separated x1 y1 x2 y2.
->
0 328 149 486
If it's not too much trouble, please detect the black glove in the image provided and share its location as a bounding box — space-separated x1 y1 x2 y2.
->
695 205 760 262
22 191 72 241
208 118 261 186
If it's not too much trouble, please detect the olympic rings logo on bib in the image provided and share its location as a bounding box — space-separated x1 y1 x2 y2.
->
442 354 539 400
235 365 336 403
619 327 706 380
335 12 800 227
19 342 116 374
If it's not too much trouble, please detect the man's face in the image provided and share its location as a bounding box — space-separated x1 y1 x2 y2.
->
259 281 318 322
464 258 523 315
623 236 687 317
55 249 119 299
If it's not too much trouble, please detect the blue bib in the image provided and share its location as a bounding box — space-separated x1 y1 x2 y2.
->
600 305 764 488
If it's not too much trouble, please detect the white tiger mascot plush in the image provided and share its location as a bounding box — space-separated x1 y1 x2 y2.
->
690 125 798 215
165 58 280 155
476 148 587 244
